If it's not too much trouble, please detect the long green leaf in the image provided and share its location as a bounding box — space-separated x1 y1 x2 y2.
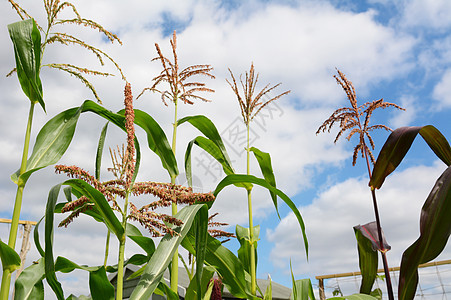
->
95 123 109 180
11 100 145 187
45 184 65 300
0 240 21 273
250 147 279 216
370 126 451 189
178 115 232 167
89 267 114 300
129 204 207 300
11 107 82 186
194 203 209 300
214 174 308 258
353 226 378 294
398 165 451 300
185 137 251 191
14 258 45 300
53 257 114 300
125 223 155 256
64 179 123 239
131 109 178 177
236 225 259 275
8 19 44 110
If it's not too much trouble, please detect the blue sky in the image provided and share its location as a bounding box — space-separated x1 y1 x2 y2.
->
1 0 451 298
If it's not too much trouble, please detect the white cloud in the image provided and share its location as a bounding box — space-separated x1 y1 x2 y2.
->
432 69 451 109
267 161 451 283
401 0 451 30
388 95 417 128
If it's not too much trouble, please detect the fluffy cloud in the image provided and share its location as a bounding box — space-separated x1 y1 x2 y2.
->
433 69 451 109
400 0 451 30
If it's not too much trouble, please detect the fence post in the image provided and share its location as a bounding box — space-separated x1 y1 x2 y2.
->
318 278 326 300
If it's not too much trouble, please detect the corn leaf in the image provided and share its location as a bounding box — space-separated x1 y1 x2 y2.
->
250 147 278 217
290 278 315 300
95 123 109 180
0 239 21 274
54 257 114 300
45 183 65 300
14 258 45 300
8 19 44 111
125 223 155 257
129 204 208 300
123 109 178 178
236 225 259 275
263 275 272 300
185 266 215 300
64 179 123 239
214 174 308 258
178 115 233 169
370 125 451 189
398 165 451 300
181 229 259 300
353 224 379 294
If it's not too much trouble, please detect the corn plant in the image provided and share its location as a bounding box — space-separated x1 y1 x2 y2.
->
317 69 404 300
137 30 215 294
1 0 124 296
179 63 308 299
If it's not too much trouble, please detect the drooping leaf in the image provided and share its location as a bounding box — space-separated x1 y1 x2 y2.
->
236 225 259 275
0 239 21 273
353 224 379 294
8 19 44 110
398 165 451 300
250 147 279 216
14 258 45 300
129 204 208 300
53 257 114 300
370 125 451 189
64 179 123 239
354 222 390 252
185 137 233 184
185 136 251 191
214 174 308 258
88 267 114 300
125 223 155 257
178 115 233 169
129 109 178 177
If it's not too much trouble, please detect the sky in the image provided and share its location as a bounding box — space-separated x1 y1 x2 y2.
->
1 0 451 298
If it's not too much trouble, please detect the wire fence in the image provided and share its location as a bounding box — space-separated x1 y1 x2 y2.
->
316 260 451 299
